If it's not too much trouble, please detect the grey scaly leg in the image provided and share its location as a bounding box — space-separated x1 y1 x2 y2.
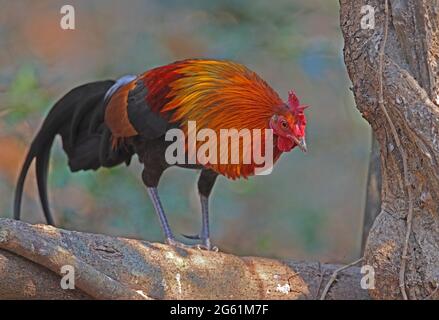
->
199 194 212 249
147 187 175 243
183 169 218 250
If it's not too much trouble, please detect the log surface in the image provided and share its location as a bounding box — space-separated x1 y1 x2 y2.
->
0 218 369 300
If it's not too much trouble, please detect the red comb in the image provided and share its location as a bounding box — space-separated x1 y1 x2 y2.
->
288 90 309 115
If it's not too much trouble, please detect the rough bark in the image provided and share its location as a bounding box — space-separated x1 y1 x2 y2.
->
0 218 369 300
340 0 439 299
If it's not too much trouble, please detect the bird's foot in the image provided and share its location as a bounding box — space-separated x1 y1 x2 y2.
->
181 234 219 251
192 243 219 252
165 237 192 249
166 238 219 251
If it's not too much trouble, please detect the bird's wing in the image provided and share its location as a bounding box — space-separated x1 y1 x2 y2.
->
104 76 169 140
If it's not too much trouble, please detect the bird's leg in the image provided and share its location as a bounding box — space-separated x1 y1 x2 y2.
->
146 186 175 242
199 193 213 250
184 169 218 250
142 165 185 247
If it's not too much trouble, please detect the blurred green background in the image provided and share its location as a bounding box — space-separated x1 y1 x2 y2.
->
0 0 370 262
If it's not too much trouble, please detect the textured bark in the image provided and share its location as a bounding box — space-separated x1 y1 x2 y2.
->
0 218 369 300
340 0 439 299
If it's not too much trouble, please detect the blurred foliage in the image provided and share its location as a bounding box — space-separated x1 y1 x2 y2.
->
3 65 50 124
0 0 370 262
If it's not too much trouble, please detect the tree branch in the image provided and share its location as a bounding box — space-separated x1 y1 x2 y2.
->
0 218 369 300
320 258 364 300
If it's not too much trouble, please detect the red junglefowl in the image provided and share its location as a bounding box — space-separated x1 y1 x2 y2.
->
14 59 308 250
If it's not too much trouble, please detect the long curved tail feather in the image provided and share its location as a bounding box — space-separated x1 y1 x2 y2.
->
13 80 134 224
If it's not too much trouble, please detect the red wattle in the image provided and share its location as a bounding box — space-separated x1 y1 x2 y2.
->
277 136 294 152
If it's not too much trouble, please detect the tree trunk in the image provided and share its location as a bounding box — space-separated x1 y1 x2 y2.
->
0 218 368 299
340 0 439 299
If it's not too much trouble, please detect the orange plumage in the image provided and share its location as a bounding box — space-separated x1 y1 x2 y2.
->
105 59 306 179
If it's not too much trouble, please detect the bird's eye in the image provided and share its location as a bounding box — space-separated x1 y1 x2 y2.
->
281 120 288 129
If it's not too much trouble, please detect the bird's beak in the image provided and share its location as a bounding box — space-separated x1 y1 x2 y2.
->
288 135 307 153
297 137 307 153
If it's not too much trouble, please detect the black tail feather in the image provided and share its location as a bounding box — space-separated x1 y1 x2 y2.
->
99 127 111 166
13 145 37 221
69 93 105 148
87 100 106 135
36 143 54 225
13 80 134 224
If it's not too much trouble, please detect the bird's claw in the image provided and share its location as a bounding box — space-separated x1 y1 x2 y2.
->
165 238 192 249
192 244 219 252
177 234 219 251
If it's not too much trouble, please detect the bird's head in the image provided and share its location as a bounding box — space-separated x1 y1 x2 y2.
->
269 90 308 153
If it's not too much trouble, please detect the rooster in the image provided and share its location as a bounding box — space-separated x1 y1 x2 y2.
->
14 59 308 250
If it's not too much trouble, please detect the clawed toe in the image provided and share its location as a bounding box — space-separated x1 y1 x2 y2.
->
194 243 219 252
166 237 219 251
165 238 191 249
